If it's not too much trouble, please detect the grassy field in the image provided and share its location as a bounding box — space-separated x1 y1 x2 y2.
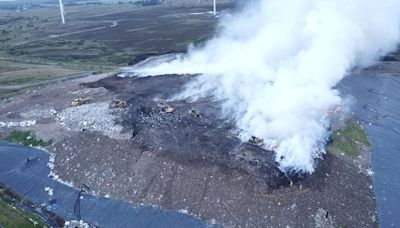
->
0 60 82 85
0 88 27 99
3 130 53 147
327 120 371 159
0 190 47 228
0 8 119 90
0 3 218 97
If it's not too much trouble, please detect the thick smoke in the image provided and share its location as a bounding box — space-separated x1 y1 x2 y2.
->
128 0 400 173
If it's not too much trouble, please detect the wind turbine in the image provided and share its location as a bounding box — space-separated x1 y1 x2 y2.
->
59 0 66 24
196 0 217 16
212 0 217 16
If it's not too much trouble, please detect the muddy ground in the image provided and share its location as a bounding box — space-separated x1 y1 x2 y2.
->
0 67 378 227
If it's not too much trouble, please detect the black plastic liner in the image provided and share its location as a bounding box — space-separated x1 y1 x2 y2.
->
0 142 216 228
337 73 400 227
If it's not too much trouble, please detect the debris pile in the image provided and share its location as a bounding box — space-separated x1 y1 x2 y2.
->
47 151 74 187
21 108 57 119
87 74 289 186
44 187 54 197
56 102 129 139
64 220 92 228
0 120 36 128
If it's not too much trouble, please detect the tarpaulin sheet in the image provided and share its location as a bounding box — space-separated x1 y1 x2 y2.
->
338 73 400 227
0 142 215 227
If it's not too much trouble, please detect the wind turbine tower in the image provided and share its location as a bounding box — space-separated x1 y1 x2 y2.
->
213 0 217 16
59 0 66 24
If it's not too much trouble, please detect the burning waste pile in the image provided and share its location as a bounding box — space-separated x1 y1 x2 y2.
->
122 0 400 173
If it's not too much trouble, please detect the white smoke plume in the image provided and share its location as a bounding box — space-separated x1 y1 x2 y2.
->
127 0 400 173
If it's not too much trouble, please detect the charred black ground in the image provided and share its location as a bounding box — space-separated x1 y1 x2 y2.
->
86 73 332 187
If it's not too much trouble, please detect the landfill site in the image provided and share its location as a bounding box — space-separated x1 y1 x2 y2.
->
0 0 400 227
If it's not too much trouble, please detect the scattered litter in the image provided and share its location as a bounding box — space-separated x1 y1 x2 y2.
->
46 151 74 187
28 218 39 226
209 218 217 225
44 187 54 197
56 102 130 139
47 199 58 211
80 184 91 193
71 97 93 107
178 209 189 214
0 120 36 128
188 109 200 117
64 220 91 228
110 99 128 109
47 154 55 170
21 108 57 119
314 208 335 228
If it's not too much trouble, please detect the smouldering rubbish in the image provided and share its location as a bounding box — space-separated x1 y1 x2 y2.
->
126 0 400 173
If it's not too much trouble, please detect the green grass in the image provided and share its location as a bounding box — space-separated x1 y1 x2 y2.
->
0 65 24 74
0 89 25 100
0 63 84 86
328 120 371 159
3 130 53 147
0 191 47 228
0 59 84 86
